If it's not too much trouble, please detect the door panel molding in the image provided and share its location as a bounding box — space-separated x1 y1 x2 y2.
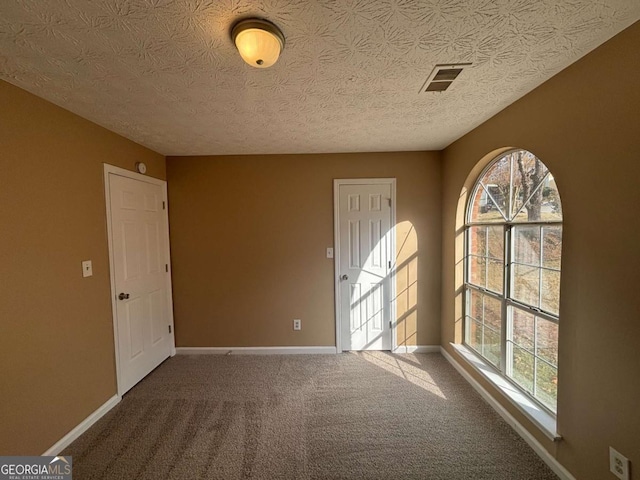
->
104 164 175 397
333 178 396 353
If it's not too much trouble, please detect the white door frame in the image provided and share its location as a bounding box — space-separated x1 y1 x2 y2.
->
103 164 176 397
333 178 397 353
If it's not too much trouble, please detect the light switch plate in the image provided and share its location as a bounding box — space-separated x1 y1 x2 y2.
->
326 247 334 259
82 260 93 278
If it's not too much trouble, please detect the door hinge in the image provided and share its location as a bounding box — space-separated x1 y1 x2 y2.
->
388 261 391 269
165 264 168 272
388 198 391 207
162 201 166 210
389 321 392 329
168 325 172 333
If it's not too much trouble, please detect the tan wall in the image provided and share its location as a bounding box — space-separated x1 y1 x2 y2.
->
166 152 442 349
4 21 637 472
0 80 165 455
441 22 640 480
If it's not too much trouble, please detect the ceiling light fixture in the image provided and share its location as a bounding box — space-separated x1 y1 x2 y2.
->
231 18 285 69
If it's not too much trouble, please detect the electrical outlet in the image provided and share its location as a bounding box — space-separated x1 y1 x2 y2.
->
610 447 630 480
293 319 301 331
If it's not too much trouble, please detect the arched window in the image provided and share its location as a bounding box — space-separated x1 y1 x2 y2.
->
465 149 562 413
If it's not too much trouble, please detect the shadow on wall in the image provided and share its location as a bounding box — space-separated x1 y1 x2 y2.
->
393 221 418 348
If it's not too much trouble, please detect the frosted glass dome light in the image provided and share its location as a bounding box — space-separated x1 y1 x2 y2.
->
232 19 285 68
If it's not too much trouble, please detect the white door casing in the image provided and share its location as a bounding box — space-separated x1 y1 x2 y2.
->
104 165 175 396
334 179 396 352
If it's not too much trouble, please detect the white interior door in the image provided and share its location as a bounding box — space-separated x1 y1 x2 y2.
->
336 180 394 351
106 169 173 394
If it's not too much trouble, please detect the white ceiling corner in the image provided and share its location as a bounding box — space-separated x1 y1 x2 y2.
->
1 0 638 156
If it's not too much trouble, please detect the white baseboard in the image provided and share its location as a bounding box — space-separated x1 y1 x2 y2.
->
43 394 120 456
393 345 440 354
439 347 576 480
176 346 338 355
177 346 440 355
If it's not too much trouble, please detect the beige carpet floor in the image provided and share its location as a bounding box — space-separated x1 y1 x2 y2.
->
63 352 559 479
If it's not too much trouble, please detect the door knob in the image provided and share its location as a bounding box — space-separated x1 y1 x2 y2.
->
118 292 130 300
340 274 349 281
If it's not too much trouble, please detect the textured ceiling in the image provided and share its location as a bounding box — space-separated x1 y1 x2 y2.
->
1 1 639 156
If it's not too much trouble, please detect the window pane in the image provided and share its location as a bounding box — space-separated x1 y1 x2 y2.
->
542 226 562 269
541 269 560 314
468 226 486 256
511 307 534 350
468 289 482 321
511 152 549 222
469 256 486 288
469 185 506 223
514 226 541 266
540 175 562 222
484 295 502 331
484 326 501 368
487 226 504 260
511 345 534 393
487 259 503 294
536 360 558 412
536 318 558 365
516 187 562 223
479 157 511 217
513 264 540 308
467 318 482 353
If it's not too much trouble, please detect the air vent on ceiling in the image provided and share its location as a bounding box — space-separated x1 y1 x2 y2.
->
421 63 471 93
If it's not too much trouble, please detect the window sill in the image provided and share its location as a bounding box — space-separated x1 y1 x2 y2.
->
450 343 560 442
